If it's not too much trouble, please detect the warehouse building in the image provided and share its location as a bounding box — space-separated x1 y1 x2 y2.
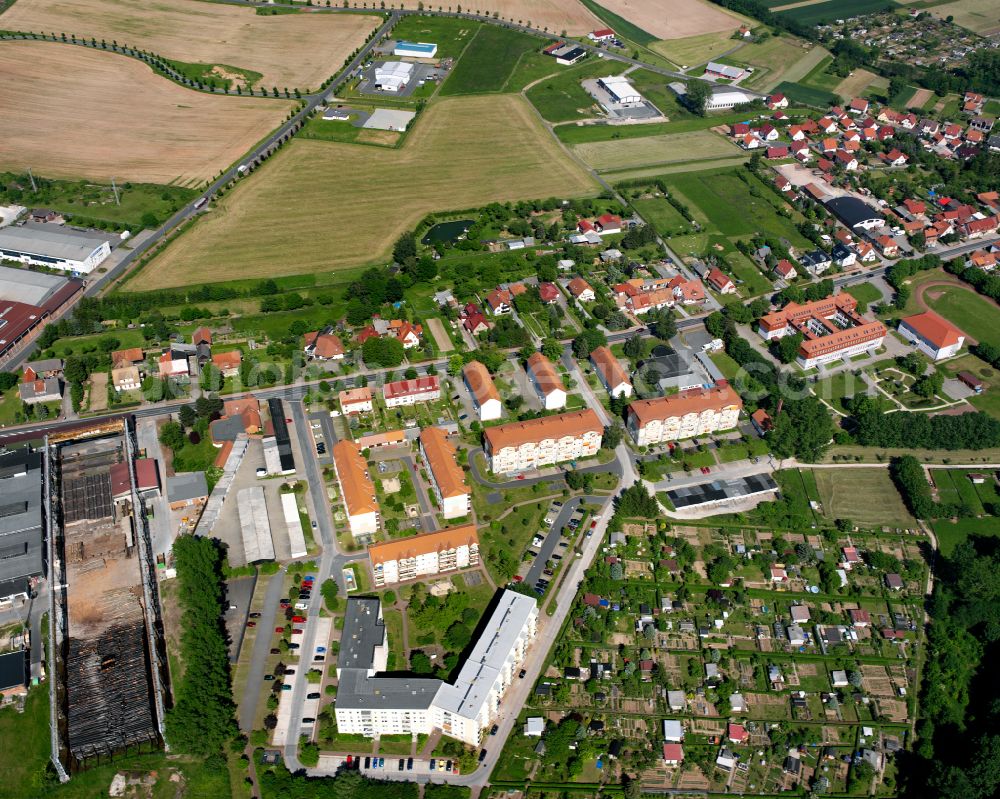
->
237 486 275 563
0 224 113 274
335 590 537 745
374 61 414 92
597 76 642 106
369 525 480 587
824 197 886 232
393 40 438 58
0 447 44 607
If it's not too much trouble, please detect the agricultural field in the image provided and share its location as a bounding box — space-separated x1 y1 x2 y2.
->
0 42 292 185
662 167 811 246
772 53 840 106
931 0 1000 35
525 60 610 122
440 25 541 95
388 15 478 60
732 34 816 91
571 130 738 172
812 468 917 528
650 30 736 66
596 0 747 40
488 0 603 34
833 68 889 101
630 198 690 235
129 95 598 289
775 0 900 26
0 0 381 90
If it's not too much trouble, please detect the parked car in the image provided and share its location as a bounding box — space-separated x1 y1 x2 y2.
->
444 760 452 772
274 627 284 633
292 615 306 623
490 724 499 735
406 758 413 770
479 749 488 763
429 759 436 771
307 692 320 699
288 643 300 650
264 674 275 681
398 759 405 771
270 648 280 655
246 621 256 628
364 757 371 769
249 612 261 618
519 669 527 678
281 684 291 691
316 646 327 653
302 717 315 724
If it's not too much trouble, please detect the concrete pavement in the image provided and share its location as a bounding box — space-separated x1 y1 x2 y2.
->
237 567 288 732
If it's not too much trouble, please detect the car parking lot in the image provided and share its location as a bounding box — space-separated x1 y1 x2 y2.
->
519 498 588 594
316 754 461 778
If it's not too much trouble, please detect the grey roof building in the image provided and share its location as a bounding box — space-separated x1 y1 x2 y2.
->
0 265 70 306
0 448 44 600
824 197 885 232
166 472 208 505
0 224 114 273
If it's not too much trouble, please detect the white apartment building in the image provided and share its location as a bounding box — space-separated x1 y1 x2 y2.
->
419 426 471 519
332 440 379 537
383 376 440 408
463 360 502 421
483 409 603 474
335 591 537 745
526 352 566 410
339 387 374 414
626 382 743 446
368 525 480 587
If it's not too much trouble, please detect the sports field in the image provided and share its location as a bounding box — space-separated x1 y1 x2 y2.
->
813 468 916 528
0 0 381 89
0 42 292 185
924 286 999 348
572 130 738 172
596 0 745 39
129 95 598 290
931 0 1000 34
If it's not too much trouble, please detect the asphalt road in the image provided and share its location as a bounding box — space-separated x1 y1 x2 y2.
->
237 567 288 732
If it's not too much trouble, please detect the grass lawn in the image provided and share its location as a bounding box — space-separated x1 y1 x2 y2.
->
813 370 865 413
773 80 838 108
129 95 598 290
630 197 691 236
299 115 401 148
524 60 608 123
939 354 1000 419
736 35 815 91
934 515 1000 556
843 282 882 310
709 351 742 382
663 167 811 247
389 15 480 60
440 25 540 95
0 388 24 427
812 468 916 527
572 130 738 173
925 286 1000 348
382 606 407 669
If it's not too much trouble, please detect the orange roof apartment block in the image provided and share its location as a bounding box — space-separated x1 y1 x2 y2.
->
332 440 379 537
369 525 480 587
419 427 471 520
484 409 603 474
527 352 566 410
758 294 886 368
626 382 742 446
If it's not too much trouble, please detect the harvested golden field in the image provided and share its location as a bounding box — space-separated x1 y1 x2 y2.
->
0 41 293 185
484 0 603 34
931 0 1000 34
598 0 745 39
130 95 599 290
0 0 381 89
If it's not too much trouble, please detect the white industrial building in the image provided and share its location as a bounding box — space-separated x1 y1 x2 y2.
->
393 41 438 58
0 224 113 274
335 590 537 745
598 76 642 106
237 486 275 562
374 61 414 92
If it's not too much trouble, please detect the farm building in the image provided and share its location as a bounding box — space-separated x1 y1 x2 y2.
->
598 76 642 106
0 224 113 274
393 41 437 58
374 61 414 92
704 62 745 80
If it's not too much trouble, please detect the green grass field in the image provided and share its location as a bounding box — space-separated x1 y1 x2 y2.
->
650 31 736 67
631 197 690 235
778 0 899 26
299 115 401 147
934 515 1000 556
813 370 865 413
572 130 738 173
812 468 917 528
440 25 540 95
844 282 883 309
524 60 609 123
389 15 480 60
663 167 811 246
925 287 1000 348
773 80 838 108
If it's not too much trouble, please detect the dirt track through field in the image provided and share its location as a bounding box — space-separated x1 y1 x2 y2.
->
426 318 454 352
597 0 745 39
0 41 293 184
0 0 380 89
